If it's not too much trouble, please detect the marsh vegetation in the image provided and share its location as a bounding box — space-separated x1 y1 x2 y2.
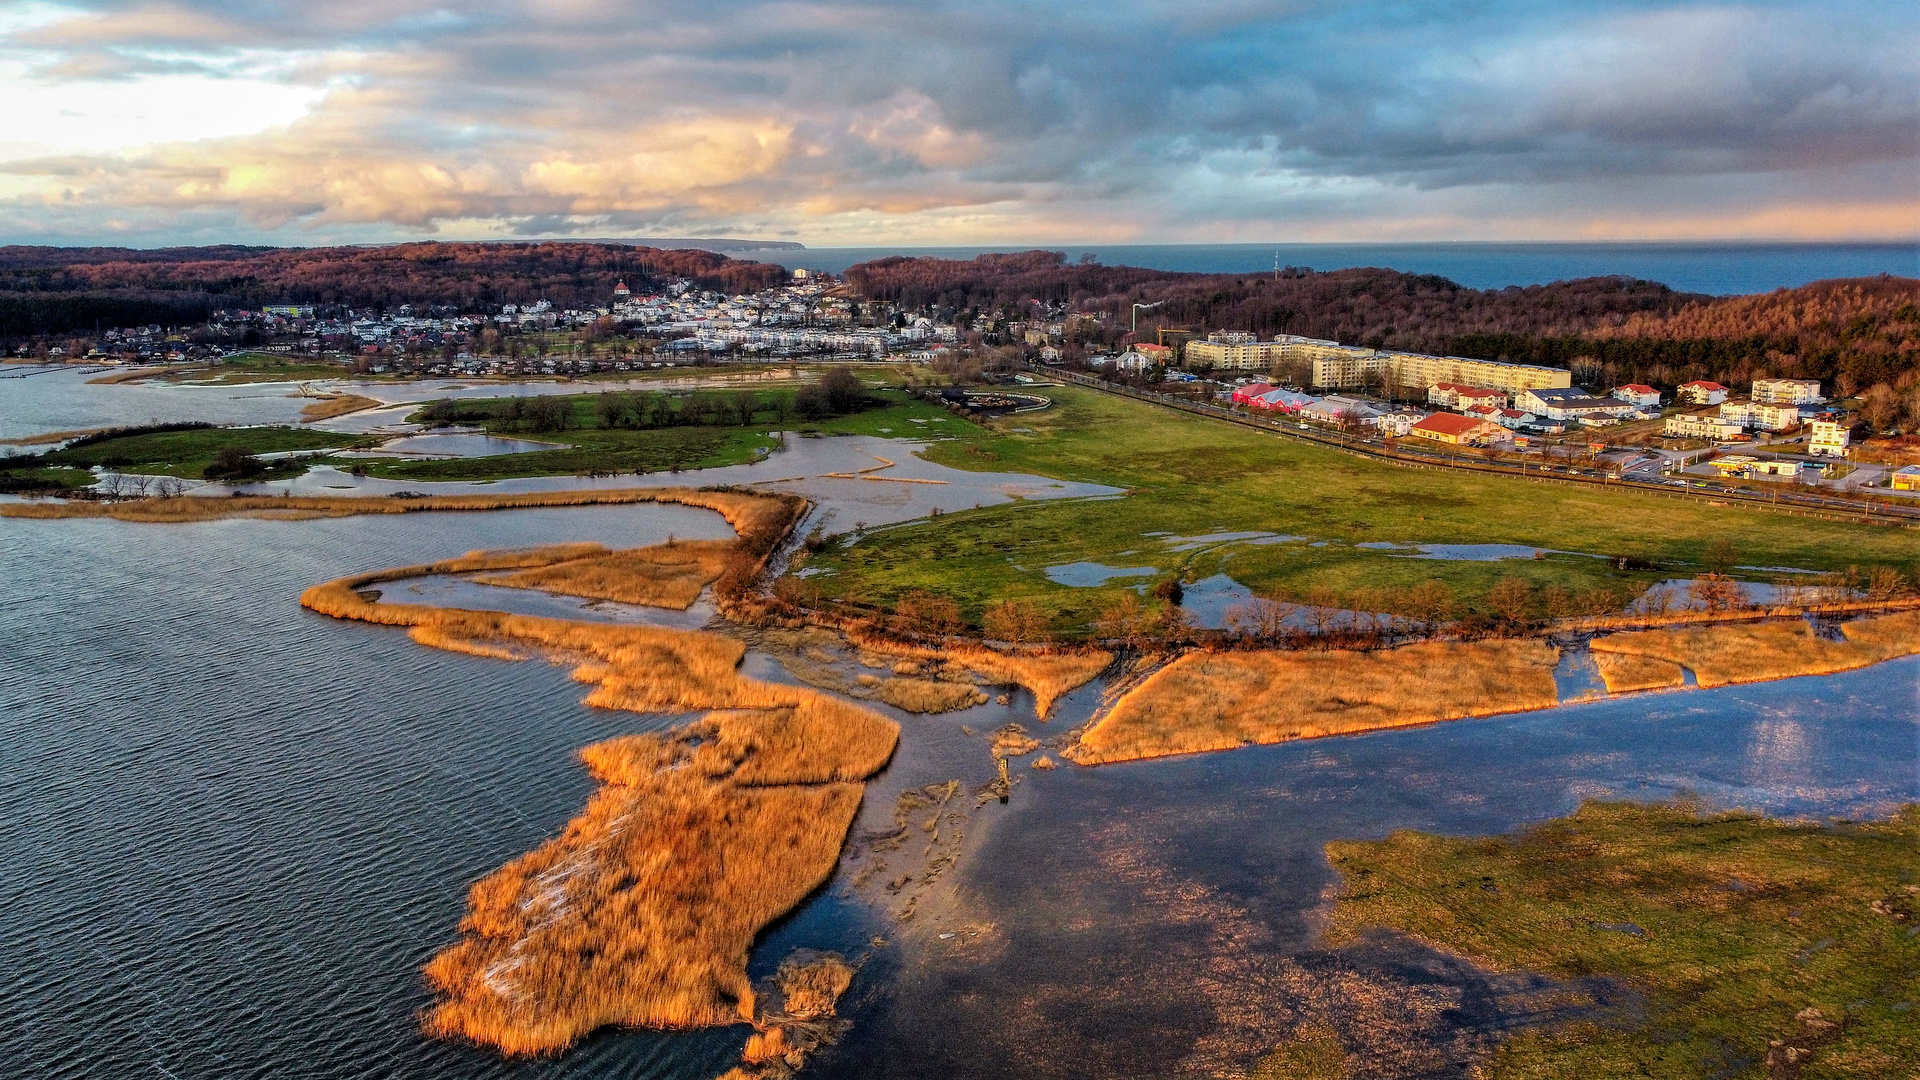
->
1324 801 1920 1078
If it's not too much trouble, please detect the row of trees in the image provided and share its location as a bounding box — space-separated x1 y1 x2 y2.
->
858 565 1917 650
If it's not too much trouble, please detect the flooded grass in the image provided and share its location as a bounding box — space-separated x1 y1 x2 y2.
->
1590 651 1687 694
1323 800 1920 1079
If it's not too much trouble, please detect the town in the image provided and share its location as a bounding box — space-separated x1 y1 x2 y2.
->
5 265 1910 499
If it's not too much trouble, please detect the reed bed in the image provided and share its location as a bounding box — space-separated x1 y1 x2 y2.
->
303 528 894 1056
478 540 733 610
1590 610 1920 688
421 770 865 1053
1591 651 1687 694
299 393 381 421
1069 640 1560 765
874 677 987 714
844 628 1111 719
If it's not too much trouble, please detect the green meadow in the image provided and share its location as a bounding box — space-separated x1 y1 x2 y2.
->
802 385 1920 629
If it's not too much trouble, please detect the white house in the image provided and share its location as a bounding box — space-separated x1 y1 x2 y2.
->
1373 412 1425 437
1677 380 1730 405
1611 384 1661 409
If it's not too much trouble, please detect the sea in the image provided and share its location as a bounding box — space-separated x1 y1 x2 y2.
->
780 241 1918 297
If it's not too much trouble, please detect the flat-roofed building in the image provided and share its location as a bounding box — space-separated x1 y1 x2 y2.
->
1752 378 1824 405
1380 352 1572 395
1720 401 1802 432
1665 413 1745 440
1808 419 1851 457
1308 347 1392 389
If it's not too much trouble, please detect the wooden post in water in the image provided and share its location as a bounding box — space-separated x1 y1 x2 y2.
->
996 755 1011 802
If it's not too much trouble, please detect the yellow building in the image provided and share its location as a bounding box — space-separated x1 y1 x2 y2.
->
1892 465 1920 491
1379 352 1572 395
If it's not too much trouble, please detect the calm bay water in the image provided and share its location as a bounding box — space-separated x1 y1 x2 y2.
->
794 241 1918 296
2 497 1914 1078
3 379 1916 1078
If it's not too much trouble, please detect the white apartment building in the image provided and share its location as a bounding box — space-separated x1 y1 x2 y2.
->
1719 401 1803 432
1751 378 1824 405
1665 413 1745 440
1808 419 1851 457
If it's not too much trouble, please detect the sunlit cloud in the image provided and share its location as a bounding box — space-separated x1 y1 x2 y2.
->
0 0 1913 245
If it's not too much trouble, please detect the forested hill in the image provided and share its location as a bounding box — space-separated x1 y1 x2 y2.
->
0 242 788 336
845 251 1920 394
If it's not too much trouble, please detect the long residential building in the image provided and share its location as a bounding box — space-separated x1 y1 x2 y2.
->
1181 329 1574 395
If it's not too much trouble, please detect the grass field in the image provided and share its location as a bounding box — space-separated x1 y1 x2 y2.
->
36 426 364 478
167 353 359 384
803 386 1920 630
1323 801 1920 1079
356 387 970 481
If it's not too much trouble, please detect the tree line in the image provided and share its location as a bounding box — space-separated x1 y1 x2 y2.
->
0 241 788 336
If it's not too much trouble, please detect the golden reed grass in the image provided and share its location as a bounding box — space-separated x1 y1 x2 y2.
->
873 677 987 714
1069 639 1560 765
1589 610 1920 689
844 627 1111 719
299 490 894 1056
479 539 733 610
299 393 382 421
1591 651 1687 694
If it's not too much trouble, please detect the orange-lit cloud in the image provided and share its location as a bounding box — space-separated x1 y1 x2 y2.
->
0 0 1913 246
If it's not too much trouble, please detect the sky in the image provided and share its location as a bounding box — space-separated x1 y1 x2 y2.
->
0 0 1915 248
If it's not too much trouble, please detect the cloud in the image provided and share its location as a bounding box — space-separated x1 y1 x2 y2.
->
0 0 1914 245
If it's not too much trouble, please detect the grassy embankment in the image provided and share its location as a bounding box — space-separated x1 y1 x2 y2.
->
343 385 968 481
29 425 363 479
1322 801 1920 1078
803 386 1920 633
295 489 902 1057
1068 640 1560 764
1589 610 1920 690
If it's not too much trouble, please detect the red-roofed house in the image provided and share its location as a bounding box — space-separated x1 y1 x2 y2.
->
1427 382 1507 409
1678 380 1728 405
613 280 631 298
1612 384 1660 408
1231 382 1274 404
1408 412 1505 446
